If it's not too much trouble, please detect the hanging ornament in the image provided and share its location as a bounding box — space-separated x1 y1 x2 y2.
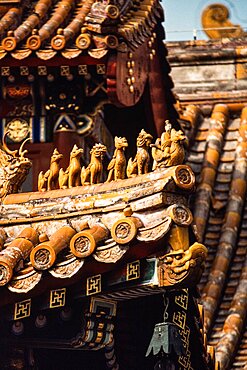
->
146 296 185 368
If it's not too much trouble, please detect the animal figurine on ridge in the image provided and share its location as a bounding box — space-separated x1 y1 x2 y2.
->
127 129 153 178
81 143 107 185
152 121 187 169
59 144 83 189
38 148 63 192
107 137 128 181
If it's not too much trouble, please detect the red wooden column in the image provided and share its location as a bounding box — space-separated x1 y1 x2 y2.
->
53 126 81 169
148 37 170 136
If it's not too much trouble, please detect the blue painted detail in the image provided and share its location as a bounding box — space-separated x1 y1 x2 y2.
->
53 114 76 132
32 116 40 143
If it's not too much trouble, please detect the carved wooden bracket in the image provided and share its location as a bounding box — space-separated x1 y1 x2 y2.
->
72 297 117 350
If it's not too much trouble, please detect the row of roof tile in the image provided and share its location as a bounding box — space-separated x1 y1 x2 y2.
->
184 103 247 370
0 0 163 60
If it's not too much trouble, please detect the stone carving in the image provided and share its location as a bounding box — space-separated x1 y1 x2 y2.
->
81 143 107 185
38 148 63 191
107 136 128 181
59 144 83 189
0 133 31 199
127 129 153 177
151 121 187 169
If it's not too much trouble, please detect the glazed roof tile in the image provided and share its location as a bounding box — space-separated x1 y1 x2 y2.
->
184 104 247 370
0 163 197 298
0 0 163 60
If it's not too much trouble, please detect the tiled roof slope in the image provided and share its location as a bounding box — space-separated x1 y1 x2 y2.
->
183 103 247 370
0 0 163 60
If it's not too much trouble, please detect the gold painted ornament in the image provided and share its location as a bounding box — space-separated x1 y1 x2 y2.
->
6 119 29 142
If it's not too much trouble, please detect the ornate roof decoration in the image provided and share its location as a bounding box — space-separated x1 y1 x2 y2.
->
0 132 31 199
0 123 210 364
0 126 206 305
0 0 164 60
201 3 246 39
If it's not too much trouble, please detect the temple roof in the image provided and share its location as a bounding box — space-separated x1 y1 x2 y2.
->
160 37 247 370
0 162 199 298
182 103 247 370
0 0 163 61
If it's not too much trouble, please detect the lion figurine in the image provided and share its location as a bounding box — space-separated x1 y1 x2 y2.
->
127 129 153 178
81 143 107 185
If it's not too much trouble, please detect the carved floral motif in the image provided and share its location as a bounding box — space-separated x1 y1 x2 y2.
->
8 268 42 293
49 257 84 279
34 248 51 268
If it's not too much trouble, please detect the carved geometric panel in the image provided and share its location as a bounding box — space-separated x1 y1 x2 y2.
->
87 274 101 295
96 64 105 74
90 297 117 317
1 67 10 76
20 66 29 76
14 299 31 320
78 65 88 75
126 260 140 281
178 349 192 369
50 288 66 308
175 290 188 310
173 310 186 330
60 66 70 76
38 66 47 76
